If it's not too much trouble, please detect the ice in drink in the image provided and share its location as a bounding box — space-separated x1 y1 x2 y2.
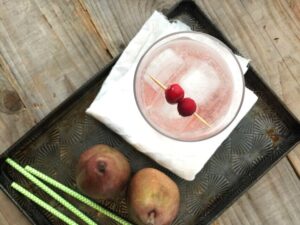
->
134 32 244 141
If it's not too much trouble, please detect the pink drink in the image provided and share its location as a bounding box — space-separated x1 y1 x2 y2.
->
134 32 244 141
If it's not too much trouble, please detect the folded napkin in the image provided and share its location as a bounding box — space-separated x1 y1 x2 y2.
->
86 11 258 181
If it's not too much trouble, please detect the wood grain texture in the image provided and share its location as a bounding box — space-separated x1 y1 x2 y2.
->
0 0 112 122
0 191 31 225
79 0 181 57
194 0 300 172
215 157 300 225
287 145 300 177
195 0 300 120
0 0 299 225
0 54 36 150
191 0 300 224
0 0 111 223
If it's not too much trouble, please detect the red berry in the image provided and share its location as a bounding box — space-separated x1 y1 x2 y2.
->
177 98 197 117
165 84 184 104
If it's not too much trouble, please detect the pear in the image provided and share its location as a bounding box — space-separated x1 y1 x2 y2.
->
128 168 180 225
76 144 131 199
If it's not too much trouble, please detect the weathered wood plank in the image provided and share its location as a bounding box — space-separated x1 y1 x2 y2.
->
287 145 300 177
238 0 300 177
189 0 300 224
0 0 113 223
199 0 300 177
195 0 300 119
0 54 36 151
0 191 31 225
80 0 181 57
195 0 300 174
240 0 300 118
0 0 112 121
215 157 300 225
0 0 299 225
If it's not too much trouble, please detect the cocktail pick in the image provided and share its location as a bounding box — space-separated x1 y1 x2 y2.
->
150 75 211 127
149 75 167 90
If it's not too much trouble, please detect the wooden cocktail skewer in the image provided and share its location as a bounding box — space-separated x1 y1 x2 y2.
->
150 75 211 128
193 113 211 128
150 75 167 90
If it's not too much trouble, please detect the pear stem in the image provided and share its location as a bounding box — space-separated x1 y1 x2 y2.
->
147 211 156 225
149 75 211 127
97 162 106 173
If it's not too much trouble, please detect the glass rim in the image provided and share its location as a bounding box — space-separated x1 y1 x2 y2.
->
133 31 245 142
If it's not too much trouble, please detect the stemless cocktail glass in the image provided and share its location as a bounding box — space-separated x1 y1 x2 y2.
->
134 31 245 141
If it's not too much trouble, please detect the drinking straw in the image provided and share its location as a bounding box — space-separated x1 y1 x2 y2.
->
25 165 132 225
11 182 78 225
5 158 97 225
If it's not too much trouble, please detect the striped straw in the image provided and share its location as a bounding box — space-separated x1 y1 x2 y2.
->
11 182 78 225
25 165 132 225
5 158 97 225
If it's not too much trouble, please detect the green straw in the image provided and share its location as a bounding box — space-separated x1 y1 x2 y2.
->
5 158 97 225
25 165 132 225
11 182 78 225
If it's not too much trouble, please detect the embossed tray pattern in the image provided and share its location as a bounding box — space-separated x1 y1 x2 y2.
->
0 1 299 225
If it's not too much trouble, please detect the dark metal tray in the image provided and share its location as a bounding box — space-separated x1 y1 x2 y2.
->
0 1 299 224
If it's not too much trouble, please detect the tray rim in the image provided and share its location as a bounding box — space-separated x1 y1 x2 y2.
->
0 173 51 225
0 58 118 160
174 1 300 125
0 0 299 224
0 59 118 225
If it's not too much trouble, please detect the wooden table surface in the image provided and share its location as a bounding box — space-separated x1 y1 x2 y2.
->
0 0 300 224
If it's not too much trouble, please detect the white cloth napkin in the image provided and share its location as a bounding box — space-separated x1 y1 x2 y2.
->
86 11 258 181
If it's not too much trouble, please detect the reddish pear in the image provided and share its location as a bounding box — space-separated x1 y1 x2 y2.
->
128 168 180 225
76 144 131 199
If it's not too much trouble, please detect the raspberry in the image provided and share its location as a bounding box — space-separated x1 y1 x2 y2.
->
177 98 197 116
165 84 184 104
